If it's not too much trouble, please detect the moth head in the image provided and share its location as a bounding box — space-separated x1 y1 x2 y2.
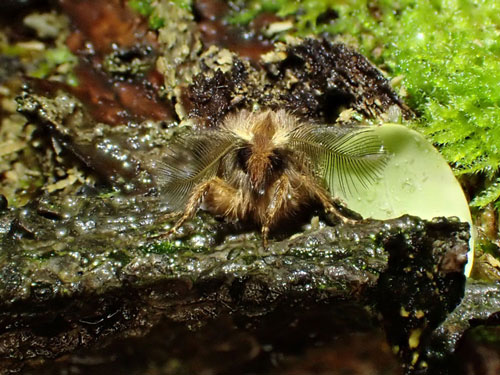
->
233 113 286 192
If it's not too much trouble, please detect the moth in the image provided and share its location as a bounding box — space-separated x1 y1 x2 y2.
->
157 109 386 247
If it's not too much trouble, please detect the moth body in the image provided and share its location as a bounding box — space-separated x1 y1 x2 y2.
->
158 109 386 247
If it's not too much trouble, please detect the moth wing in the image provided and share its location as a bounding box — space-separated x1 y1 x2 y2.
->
156 130 238 209
289 125 387 196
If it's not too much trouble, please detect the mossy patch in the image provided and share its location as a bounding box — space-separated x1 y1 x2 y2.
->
128 0 192 29
227 0 339 34
140 240 204 255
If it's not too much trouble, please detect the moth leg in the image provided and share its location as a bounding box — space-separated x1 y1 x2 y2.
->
163 178 215 237
160 211 182 221
262 174 291 248
300 175 357 225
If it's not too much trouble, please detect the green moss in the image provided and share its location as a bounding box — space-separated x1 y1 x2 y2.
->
128 0 192 29
128 0 164 29
0 41 78 85
0 43 29 57
140 240 190 255
29 46 78 83
470 179 500 208
171 0 192 11
148 13 165 29
108 249 133 265
228 0 339 34
128 0 155 16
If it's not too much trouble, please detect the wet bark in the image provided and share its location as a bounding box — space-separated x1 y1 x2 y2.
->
0 194 469 374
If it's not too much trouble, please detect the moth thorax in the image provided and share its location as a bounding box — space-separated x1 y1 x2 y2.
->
248 150 273 192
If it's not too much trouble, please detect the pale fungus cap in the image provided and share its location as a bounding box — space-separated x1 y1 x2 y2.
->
338 124 474 277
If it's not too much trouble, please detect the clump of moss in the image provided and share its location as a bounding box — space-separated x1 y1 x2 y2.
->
0 11 78 86
140 240 185 255
128 0 164 29
28 46 78 85
128 0 192 29
230 0 500 211
228 0 339 34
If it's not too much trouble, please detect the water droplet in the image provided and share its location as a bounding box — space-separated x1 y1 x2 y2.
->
55 226 67 239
